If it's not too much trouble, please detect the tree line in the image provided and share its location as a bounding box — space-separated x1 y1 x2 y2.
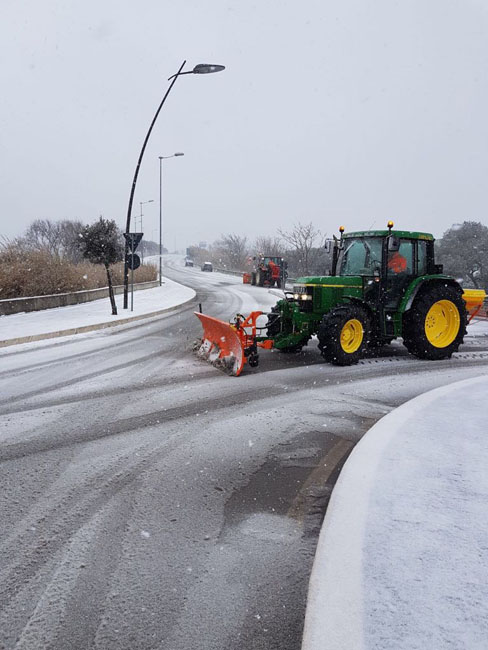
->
0 218 157 306
187 220 488 289
1 218 487 303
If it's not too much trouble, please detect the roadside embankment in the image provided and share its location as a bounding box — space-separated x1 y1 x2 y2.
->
302 373 488 650
0 278 196 347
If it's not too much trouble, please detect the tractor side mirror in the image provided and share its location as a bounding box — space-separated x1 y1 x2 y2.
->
388 236 400 252
324 239 333 254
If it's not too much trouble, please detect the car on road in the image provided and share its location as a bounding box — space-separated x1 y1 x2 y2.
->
201 262 213 272
185 258 194 267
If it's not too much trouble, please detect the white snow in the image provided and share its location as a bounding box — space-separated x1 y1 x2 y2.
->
302 373 488 650
0 277 195 343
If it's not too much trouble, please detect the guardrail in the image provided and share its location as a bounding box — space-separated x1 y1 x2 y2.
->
0 281 159 316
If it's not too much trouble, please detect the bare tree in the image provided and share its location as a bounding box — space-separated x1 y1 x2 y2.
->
253 235 285 257
58 219 86 263
278 222 323 275
23 219 63 257
213 233 249 270
20 218 86 262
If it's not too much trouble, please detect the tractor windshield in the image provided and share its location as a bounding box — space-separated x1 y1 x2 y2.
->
339 237 383 276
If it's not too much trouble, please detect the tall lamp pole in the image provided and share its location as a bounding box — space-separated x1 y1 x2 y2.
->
123 61 225 309
138 199 154 263
159 153 184 285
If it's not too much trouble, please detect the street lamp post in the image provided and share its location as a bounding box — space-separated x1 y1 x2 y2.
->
123 61 225 309
159 153 184 285
138 199 154 263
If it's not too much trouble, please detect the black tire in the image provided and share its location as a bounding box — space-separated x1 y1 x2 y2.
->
266 306 281 337
256 271 264 287
402 284 466 360
251 272 256 286
318 304 371 366
276 278 282 289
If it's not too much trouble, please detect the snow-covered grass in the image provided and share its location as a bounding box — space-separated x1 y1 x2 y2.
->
302 374 488 650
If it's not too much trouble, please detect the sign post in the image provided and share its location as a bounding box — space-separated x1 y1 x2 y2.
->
123 233 143 312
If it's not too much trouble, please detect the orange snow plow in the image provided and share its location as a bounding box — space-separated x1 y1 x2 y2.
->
462 289 486 322
194 311 273 376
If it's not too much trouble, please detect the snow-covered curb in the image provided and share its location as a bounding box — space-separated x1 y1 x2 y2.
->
302 373 488 650
0 278 196 347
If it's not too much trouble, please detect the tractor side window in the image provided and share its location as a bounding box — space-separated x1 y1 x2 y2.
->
388 240 413 275
417 240 428 275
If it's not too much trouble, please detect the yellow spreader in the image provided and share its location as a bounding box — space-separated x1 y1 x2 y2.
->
463 289 486 322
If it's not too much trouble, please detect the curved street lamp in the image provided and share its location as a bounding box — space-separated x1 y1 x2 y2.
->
159 153 184 285
123 61 225 308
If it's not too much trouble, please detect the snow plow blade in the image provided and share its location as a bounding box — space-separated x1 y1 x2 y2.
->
463 289 486 322
194 312 246 376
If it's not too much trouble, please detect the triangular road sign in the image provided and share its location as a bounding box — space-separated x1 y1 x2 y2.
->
124 232 143 252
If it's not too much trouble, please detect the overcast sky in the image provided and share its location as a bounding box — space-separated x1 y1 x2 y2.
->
1 0 488 250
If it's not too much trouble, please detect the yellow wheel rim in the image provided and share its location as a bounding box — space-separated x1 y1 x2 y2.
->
425 300 460 348
340 318 363 353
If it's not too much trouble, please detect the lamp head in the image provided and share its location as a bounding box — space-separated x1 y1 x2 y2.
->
192 63 225 74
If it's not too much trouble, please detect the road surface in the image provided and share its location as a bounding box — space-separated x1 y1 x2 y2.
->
1 260 487 650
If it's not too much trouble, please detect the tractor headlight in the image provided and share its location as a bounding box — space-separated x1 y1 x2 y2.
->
294 293 312 301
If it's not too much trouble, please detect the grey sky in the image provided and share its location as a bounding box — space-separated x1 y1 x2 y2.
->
1 0 488 250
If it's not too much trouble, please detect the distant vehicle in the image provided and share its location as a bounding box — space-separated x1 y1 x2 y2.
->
201 262 213 272
251 255 287 288
185 258 194 267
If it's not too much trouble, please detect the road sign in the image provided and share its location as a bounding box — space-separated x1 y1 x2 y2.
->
124 232 143 253
126 253 141 270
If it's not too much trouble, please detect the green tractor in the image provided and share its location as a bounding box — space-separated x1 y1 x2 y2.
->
195 222 485 375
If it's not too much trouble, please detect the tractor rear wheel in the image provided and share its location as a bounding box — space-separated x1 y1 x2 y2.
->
402 285 466 360
318 305 371 365
251 272 256 286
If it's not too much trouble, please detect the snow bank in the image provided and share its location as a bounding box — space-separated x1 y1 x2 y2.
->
302 373 488 650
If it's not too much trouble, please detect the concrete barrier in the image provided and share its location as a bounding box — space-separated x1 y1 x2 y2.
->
0 281 159 316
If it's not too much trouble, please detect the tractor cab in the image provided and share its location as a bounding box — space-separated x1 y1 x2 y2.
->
335 227 436 311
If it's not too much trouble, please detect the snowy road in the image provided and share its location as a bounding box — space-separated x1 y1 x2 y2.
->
1 260 488 650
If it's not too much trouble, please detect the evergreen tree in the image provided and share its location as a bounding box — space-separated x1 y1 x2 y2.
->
79 218 123 314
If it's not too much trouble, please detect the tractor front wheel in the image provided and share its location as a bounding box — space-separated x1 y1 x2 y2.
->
318 305 371 365
402 285 466 360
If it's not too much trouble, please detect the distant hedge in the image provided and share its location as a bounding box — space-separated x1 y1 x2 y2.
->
0 244 157 300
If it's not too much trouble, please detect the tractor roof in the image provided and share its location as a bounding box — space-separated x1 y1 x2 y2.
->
344 230 434 241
